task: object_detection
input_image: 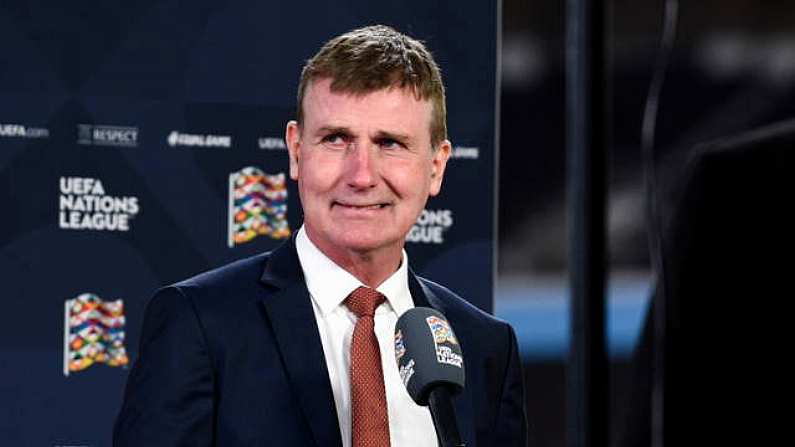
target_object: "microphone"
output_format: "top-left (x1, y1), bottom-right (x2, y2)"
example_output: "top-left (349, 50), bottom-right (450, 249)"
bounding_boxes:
top-left (394, 307), bottom-right (466, 447)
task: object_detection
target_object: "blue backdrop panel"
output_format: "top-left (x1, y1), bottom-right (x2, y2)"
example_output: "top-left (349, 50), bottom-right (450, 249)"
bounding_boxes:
top-left (0, 1), bottom-right (497, 444)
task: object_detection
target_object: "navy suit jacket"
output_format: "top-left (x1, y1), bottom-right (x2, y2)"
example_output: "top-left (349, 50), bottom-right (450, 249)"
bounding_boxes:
top-left (114, 238), bottom-right (527, 446)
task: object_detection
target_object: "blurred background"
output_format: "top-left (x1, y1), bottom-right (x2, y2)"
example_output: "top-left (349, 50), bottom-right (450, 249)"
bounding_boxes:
top-left (496, 0), bottom-right (794, 445)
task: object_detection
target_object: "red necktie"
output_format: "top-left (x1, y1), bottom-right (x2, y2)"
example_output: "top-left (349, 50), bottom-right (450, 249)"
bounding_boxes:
top-left (345, 286), bottom-right (391, 447)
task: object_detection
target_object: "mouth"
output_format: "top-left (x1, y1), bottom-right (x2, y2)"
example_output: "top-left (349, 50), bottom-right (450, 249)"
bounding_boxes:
top-left (333, 201), bottom-right (391, 211)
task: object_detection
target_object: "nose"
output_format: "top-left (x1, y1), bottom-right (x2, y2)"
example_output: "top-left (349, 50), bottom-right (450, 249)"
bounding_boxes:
top-left (345, 143), bottom-right (378, 189)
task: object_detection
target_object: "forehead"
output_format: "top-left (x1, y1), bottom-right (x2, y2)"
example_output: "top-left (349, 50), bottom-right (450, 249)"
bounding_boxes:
top-left (302, 79), bottom-right (433, 136)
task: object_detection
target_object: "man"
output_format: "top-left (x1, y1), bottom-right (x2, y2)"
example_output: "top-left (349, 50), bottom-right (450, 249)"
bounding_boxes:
top-left (114, 25), bottom-right (527, 446)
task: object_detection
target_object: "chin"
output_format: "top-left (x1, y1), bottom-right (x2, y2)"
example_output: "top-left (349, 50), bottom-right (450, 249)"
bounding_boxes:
top-left (331, 231), bottom-right (400, 254)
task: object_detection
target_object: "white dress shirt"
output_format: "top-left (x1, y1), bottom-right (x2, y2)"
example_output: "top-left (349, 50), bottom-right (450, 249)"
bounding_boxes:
top-left (295, 226), bottom-right (438, 447)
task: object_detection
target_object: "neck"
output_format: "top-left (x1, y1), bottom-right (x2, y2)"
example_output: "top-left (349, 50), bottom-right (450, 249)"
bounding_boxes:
top-left (305, 231), bottom-right (403, 288)
top-left (336, 250), bottom-right (402, 288)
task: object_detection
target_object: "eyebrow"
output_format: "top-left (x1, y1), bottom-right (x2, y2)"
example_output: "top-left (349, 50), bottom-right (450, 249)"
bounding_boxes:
top-left (314, 126), bottom-right (414, 145)
top-left (314, 125), bottom-right (351, 137)
top-left (373, 130), bottom-right (413, 145)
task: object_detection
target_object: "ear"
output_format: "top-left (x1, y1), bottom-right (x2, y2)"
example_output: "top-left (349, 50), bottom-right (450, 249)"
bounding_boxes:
top-left (285, 120), bottom-right (301, 180)
top-left (429, 139), bottom-right (452, 197)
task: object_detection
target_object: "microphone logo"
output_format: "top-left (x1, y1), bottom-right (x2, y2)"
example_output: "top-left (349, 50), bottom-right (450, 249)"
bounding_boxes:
top-left (427, 316), bottom-right (458, 345)
top-left (426, 316), bottom-right (463, 368)
top-left (394, 329), bottom-right (407, 361)
top-left (395, 329), bottom-right (415, 386)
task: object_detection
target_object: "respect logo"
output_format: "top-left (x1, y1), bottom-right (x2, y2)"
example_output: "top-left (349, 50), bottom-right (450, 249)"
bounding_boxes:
top-left (78, 124), bottom-right (138, 147)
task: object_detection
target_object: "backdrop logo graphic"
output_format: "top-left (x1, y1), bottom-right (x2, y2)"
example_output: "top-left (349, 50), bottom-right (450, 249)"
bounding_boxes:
top-left (258, 136), bottom-right (287, 150)
top-left (0, 123), bottom-right (49, 139)
top-left (59, 177), bottom-right (140, 231)
top-left (426, 316), bottom-right (462, 368)
top-left (77, 124), bottom-right (138, 147)
top-left (228, 166), bottom-right (291, 247)
top-left (168, 131), bottom-right (231, 148)
top-left (451, 145), bottom-right (479, 160)
top-left (406, 209), bottom-right (454, 244)
top-left (63, 293), bottom-right (128, 376)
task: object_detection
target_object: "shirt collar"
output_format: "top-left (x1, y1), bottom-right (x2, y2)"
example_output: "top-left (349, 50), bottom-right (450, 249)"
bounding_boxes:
top-left (295, 226), bottom-right (413, 317)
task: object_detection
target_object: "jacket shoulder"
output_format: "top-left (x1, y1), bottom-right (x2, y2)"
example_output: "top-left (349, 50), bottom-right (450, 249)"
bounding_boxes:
top-left (153, 251), bottom-right (275, 313)
top-left (176, 252), bottom-right (271, 289)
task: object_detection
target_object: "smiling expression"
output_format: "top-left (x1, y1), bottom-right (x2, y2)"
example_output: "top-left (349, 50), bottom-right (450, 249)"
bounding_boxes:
top-left (286, 78), bottom-right (451, 264)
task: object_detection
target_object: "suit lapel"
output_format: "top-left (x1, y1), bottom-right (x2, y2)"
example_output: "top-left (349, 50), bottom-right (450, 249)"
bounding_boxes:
top-left (258, 245), bottom-right (474, 447)
top-left (259, 239), bottom-right (342, 447)
top-left (408, 270), bottom-right (477, 446)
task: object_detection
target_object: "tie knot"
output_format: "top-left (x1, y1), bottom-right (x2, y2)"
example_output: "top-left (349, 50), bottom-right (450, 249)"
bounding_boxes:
top-left (345, 286), bottom-right (385, 317)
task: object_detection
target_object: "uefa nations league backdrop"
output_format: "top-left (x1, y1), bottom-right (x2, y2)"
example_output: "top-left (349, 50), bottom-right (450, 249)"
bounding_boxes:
top-left (0, 1), bottom-right (498, 444)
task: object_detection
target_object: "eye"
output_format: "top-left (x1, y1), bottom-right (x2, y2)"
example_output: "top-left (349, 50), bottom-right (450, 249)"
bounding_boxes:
top-left (321, 132), bottom-right (349, 149)
top-left (378, 138), bottom-right (405, 151)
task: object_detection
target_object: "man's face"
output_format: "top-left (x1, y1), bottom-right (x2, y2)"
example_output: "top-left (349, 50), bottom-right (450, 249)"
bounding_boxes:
top-left (286, 78), bottom-right (450, 261)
